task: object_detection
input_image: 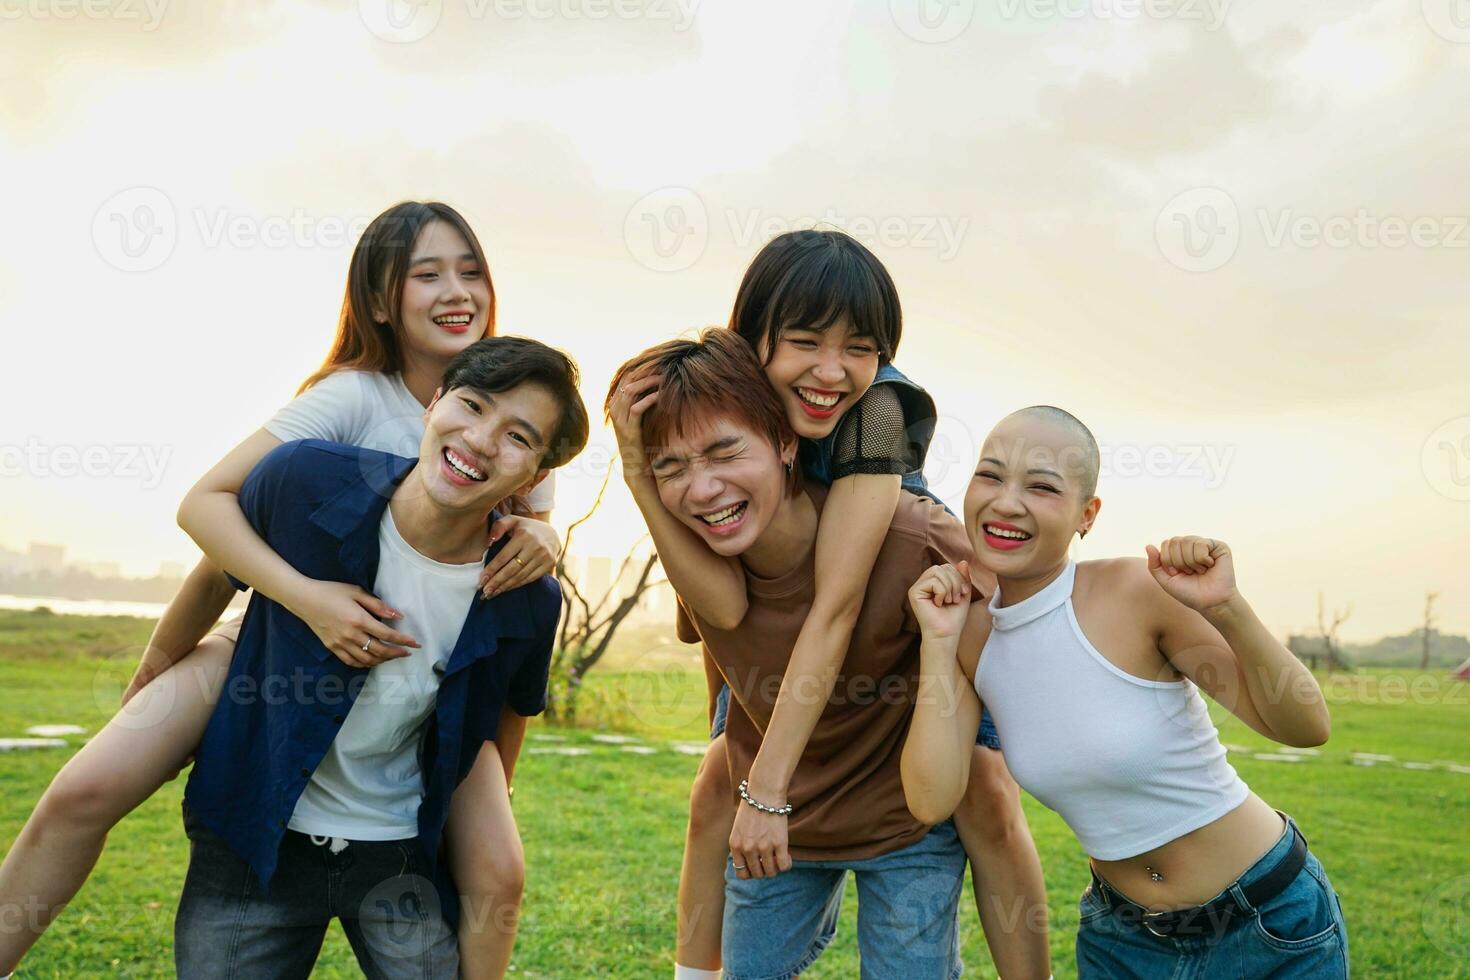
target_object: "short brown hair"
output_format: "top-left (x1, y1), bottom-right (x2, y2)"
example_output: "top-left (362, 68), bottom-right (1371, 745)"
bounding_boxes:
top-left (606, 328), bottom-right (799, 492)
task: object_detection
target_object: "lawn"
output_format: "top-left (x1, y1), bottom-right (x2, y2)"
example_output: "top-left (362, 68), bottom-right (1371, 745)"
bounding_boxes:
top-left (1, 609), bottom-right (1467, 977)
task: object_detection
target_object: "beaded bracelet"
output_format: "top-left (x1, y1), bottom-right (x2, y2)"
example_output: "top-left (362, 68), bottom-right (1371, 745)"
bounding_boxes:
top-left (738, 779), bottom-right (794, 816)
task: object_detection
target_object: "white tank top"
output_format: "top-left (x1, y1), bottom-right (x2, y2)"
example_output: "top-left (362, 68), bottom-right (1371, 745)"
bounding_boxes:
top-left (974, 560), bottom-right (1249, 860)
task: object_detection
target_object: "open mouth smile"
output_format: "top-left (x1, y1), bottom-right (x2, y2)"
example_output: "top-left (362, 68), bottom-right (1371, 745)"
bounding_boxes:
top-left (981, 521), bottom-right (1033, 551)
top-left (433, 312), bottom-right (474, 334)
top-left (442, 447), bottom-right (487, 484)
top-left (697, 501), bottom-right (749, 535)
top-left (793, 387), bottom-right (844, 419)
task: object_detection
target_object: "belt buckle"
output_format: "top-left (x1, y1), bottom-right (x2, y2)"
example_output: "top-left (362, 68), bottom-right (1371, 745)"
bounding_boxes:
top-left (1142, 910), bottom-right (1172, 939)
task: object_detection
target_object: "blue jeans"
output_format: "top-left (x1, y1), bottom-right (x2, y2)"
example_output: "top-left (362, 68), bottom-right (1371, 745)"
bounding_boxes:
top-left (721, 820), bottom-right (965, 980)
top-left (1076, 814), bottom-right (1348, 978)
top-left (710, 683), bottom-right (1001, 750)
top-left (174, 806), bottom-right (458, 979)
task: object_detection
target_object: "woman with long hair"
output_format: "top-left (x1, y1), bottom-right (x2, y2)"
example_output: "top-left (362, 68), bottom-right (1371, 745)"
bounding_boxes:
top-left (0, 201), bottom-right (559, 979)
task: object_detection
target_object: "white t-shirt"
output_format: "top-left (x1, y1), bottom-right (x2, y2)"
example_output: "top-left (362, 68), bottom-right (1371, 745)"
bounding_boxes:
top-left (288, 506), bottom-right (484, 840)
top-left (264, 369), bottom-right (557, 513)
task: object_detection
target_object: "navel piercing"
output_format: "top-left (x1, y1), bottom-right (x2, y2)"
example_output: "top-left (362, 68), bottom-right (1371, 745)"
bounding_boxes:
top-left (1146, 865), bottom-right (1164, 882)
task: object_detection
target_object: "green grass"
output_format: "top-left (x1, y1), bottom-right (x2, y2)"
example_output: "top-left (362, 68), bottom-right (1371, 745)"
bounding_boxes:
top-left (1, 609), bottom-right (1468, 977)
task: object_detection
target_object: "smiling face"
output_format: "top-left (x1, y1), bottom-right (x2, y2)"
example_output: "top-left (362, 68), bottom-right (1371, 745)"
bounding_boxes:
top-left (963, 412), bottom-right (1102, 579)
top-left (757, 316), bottom-right (880, 441)
top-left (650, 415), bottom-right (795, 558)
top-left (385, 220), bottom-right (493, 365)
top-left (417, 380), bottom-right (560, 515)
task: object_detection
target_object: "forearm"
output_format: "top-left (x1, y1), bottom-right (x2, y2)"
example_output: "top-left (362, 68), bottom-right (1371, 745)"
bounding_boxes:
top-left (494, 712), bottom-right (529, 785)
top-left (901, 637), bottom-right (981, 824)
top-left (1205, 595), bottom-right (1330, 746)
top-left (626, 475), bottom-right (747, 628)
top-left (131, 557), bottom-right (238, 684)
top-left (745, 598), bottom-right (860, 797)
top-left (178, 489), bottom-right (314, 617)
top-left (747, 473), bottom-right (900, 794)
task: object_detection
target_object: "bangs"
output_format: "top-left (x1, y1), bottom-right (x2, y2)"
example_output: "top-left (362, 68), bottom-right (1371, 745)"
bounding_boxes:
top-left (641, 396), bottom-right (730, 457)
top-left (639, 348), bottom-right (766, 452)
top-left (731, 230), bottom-right (902, 363)
top-left (767, 244), bottom-right (895, 356)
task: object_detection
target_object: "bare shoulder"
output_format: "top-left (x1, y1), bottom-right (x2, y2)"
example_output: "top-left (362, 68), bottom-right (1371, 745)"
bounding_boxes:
top-left (1076, 556), bottom-right (1155, 597)
top-left (1076, 557), bottom-right (1173, 627)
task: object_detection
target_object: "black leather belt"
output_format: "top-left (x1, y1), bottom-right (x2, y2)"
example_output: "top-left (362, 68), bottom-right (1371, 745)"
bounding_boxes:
top-left (1090, 822), bottom-right (1308, 941)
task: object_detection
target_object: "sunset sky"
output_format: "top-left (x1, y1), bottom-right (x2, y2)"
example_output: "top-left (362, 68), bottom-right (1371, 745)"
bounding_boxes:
top-left (1, 0), bottom-right (1467, 642)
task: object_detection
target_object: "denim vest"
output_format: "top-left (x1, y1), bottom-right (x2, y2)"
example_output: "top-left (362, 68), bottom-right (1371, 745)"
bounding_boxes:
top-left (798, 362), bottom-right (942, 506)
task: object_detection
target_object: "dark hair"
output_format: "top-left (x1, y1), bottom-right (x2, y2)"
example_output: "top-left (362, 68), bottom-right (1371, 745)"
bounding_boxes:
top-left (443, 336), bottom-right (588, 470)
top-left (606, 328), bottom-right (801, 495)
top-left (299, 201), bottom-right (496, 394)
top-left (728, 230), bottom-right (902, 364)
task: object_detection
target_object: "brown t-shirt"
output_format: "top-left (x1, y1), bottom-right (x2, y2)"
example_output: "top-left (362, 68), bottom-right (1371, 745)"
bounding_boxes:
top-left (676, 486), bottom-right (973, 861)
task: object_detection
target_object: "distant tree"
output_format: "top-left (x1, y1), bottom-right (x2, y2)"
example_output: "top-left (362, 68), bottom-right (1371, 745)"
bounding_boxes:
top-left (1314, 593), bottom-right (1351, 672)
top-left (545, 463), bottom-right (665, 723)
top-left (1420, 591), bottom-right (1439, 671)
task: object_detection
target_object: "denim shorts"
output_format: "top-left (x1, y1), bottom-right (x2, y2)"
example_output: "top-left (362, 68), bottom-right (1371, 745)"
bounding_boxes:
top-left (1076, 814), bottom-right (1348, 979)
top-left (720, 820), bottom-right (965, 980)
top-left (710, 683), bottom-right (1002, 751)
top-left (175, 806), bottom-right (458, 979)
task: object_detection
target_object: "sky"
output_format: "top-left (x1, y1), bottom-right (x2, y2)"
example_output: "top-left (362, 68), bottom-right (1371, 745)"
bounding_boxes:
top-left (1, 0), bottom-right (1467, 642)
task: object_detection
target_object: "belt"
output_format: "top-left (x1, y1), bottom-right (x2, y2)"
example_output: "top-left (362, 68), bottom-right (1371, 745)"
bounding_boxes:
top-left (1090, 822), bottom-right (1308, 941)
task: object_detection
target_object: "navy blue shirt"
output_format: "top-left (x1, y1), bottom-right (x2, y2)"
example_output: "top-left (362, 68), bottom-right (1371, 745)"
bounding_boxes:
top-left (183, 439), bottom-right (559, 901)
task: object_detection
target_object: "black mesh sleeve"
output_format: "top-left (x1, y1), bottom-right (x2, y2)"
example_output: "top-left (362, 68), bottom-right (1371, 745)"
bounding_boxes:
top-left (828, 384), bottom-right (919, 482)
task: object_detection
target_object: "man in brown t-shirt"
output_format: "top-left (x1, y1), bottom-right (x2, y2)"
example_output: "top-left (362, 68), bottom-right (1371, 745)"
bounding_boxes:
top-left (613, 329), bottom-right (969, 979)
top-left (676, 484), bottom-right (972, 862)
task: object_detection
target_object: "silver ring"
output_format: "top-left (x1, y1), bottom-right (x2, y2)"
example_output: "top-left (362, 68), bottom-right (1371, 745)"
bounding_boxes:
top-left (362, 638), bottom-right (372, 653)
top-left (732, 863), bottom-right (746, 870)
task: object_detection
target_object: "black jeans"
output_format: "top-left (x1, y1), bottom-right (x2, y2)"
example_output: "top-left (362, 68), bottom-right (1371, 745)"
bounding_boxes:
top-left (174, 807), bottom-right (458, 979)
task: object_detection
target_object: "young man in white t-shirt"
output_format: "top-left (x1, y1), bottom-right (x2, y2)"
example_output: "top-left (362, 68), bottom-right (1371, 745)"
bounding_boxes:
top-left (172, 337), bottom-right (588, 979)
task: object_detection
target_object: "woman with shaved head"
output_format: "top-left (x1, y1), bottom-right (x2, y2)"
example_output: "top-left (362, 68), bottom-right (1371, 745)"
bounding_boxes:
top-left (902, 406), bottom-right (1349, 977)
